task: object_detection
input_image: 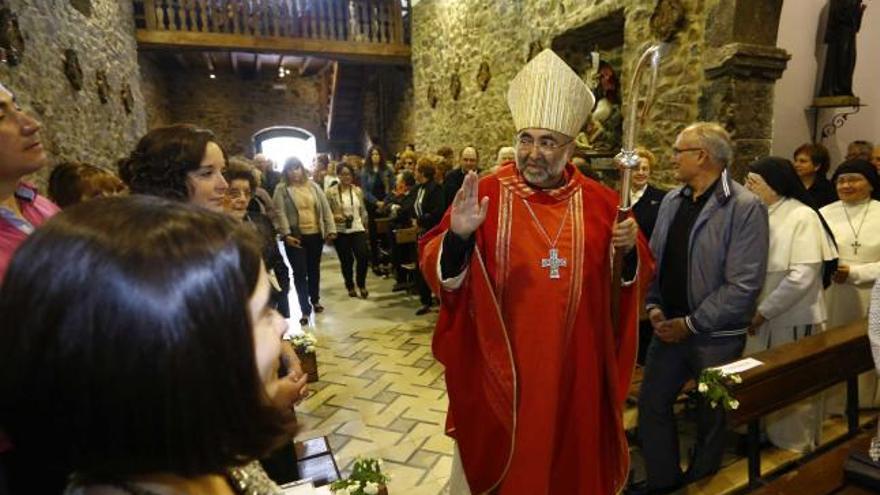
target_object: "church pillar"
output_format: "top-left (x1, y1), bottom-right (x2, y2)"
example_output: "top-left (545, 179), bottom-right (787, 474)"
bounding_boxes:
top-left (698, 0), bottom-right (790, 181)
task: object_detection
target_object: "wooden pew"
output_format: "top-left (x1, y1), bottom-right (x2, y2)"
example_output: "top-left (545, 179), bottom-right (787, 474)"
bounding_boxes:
top-left (725, 318), bottom-right (873, 488)
top-left (751, 430), bottom-right (875, 495)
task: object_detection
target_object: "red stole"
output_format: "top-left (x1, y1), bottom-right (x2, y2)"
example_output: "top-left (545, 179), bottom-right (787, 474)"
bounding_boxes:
top-left (419, 164), bottom-right (653, 494)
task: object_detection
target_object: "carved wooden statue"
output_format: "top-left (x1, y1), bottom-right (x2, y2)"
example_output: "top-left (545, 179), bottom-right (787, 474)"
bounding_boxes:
top-left (819, 0), bottom-right (866, 97)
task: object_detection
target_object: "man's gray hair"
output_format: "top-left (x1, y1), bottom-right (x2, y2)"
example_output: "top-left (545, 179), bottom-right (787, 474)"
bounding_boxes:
top-left (683, 122), bottom-right (733, 168)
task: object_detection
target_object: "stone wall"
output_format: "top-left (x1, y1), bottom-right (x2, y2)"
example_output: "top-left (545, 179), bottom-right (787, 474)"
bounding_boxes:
top-left (0, 0), bottom-right (148, 185)
top-left (161, 68), bottom-right (329, 157)
top-left (411, 0), bottom-right (712, 184)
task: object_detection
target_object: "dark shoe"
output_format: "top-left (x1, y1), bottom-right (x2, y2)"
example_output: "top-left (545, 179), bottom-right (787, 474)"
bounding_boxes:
top-left (392, 282), bottom-right (410, 292)
top-left (359, 288), bottom-right (369, 299)
top-left (313, 304), bottom-right (324, 313)
top-left (298, 317), bottom-right (309, 326)
top-left (415, 305), bottom-right (431, 316)
top-left (348, 289), bottom-right (358, 297)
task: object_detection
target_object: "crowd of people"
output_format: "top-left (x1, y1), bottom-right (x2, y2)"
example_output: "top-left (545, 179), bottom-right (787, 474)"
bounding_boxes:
top-left (1, 59), bottom-right (880, 495)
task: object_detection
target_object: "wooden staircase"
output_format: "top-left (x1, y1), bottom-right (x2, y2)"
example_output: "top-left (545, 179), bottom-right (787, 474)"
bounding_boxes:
top-left (327, 62), bottom-right (366, 153)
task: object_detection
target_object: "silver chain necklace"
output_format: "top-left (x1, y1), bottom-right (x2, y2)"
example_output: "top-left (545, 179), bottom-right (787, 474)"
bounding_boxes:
top-left (843, 200), bottom-right (871, 255)
top-left (520, 197), bottom-right (572, 279)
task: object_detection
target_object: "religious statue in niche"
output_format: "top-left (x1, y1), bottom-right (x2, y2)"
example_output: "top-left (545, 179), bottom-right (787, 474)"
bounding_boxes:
top-left (0, 6), bottom-right (25, 66)
top-left (476, 61), bottom-right (491, 92)
top-left (818, 0), bottom-right (866, 98)
top-left (120, 83), bottom-right (134, 114)
top-left (95, 70), bottom-right (110, 104)
top-left (650, 0), bottom-right (685, 42)
top-left (427, 83), bottom-right (438, 109)
top-left (63, 49), bottom-right (83, 91)
top-left (449, 72), bottom-right (461, 101)
top-left (575, 58), bottom-right (622, 153)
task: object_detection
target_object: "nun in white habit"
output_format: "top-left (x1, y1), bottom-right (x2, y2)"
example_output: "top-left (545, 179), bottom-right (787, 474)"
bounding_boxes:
top-left (744, 156), bottom-right (838, 453)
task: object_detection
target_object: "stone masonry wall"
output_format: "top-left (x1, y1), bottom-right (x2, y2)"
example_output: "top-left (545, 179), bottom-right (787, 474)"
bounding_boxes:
top-left (411, 0), bottom-right (709, 184)
top-left (0, 0), bottom-right (149, 186)
top-left (163, 69), bottom-right (329, 157)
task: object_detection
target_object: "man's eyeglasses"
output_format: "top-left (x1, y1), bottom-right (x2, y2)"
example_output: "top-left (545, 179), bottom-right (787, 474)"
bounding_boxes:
top-left (672, 147), bottom-right (703, 156)
top-left (516, 135), bottom-right (572, 154)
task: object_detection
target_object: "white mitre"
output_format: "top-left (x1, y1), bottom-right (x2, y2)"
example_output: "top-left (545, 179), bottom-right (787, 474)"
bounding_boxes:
top-left (507, 49), bottom-right (596, 138)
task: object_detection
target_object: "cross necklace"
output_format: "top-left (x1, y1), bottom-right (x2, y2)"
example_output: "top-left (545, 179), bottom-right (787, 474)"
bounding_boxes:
top-left (520, 198), bottom-right (571, 279)
top-left (843, 201), bottom-right (871, 255)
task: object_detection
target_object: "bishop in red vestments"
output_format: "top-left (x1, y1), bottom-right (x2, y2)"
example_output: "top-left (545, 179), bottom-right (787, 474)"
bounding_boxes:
top-left (418, 49), bottom-right (653, 494)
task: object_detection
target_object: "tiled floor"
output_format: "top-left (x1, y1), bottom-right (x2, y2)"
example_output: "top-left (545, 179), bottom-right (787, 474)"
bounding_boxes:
top-left (283, 248), bottom-right (870, 495)
top-left (287, 248), bottom-right (452, 494)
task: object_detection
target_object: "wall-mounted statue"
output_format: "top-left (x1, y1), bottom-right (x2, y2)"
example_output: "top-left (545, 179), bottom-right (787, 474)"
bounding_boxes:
top-left (819, 0), bottom-right (866, 97)
top-left (63, 49), bottom-right (83, 91)
top-left (450, 73), bottom-right (461, 101)
top-left (95, 70), bottom-right (110, 104)
top-left (427, 83), bottom-right (438, 108)
top-left (476, 61), bottom-right (491, 92)
top-left (0, 6), bottom-right (25, 66)
top-left (120, 83), bottom-right (134, 113)
top-left (576, 60), bottom-right (622, 153)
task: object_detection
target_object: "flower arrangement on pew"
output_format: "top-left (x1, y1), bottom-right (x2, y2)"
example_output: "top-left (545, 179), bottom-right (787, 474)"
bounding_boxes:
top-left (329, 457), bottom-right (390, 495)
top-left (288, 332), bottom-right (319, 383)
top-left (697, 368), bottom-right (742, 410)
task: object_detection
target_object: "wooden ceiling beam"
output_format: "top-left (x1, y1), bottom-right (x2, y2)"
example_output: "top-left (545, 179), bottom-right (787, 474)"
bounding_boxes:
top-left (137, 30), bottom-right (411, 66)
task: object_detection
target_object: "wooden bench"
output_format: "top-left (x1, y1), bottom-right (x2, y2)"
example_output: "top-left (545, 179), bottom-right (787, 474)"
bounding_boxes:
top-left (752, 430), bottom-right (875, 495)
top-left (391, 226), bottom-right (419, 289)
top-left (725, 318), bottom-right (873, 488)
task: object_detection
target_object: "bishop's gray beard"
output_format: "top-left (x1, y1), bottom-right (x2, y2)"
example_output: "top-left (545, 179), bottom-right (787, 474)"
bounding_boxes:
top-left (517, 156), bottom-right (567, 189)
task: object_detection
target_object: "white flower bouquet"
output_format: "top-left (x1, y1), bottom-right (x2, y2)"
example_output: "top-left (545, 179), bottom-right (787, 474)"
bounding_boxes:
top-left (289, 332), bottom-right (318, 355)
top-left (330, 457), bottom-right (390, 495)
top-left (697, 368), bottom-right (742, 411)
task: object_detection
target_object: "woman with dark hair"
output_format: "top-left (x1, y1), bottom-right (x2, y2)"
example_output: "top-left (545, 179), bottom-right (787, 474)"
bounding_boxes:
top-left (48, 162), bottom-right (126, 208)
top-left (361, 145), bottom-right (394, 275)
top-left (326, 163), bottom-right (370, 299)
top-left (120, 123), bottom-right (228, 212)
top-left (225, 164), bottom-right (291, 319)
top-left (743, 157), bottom-right (838, 453)
top-left (793, 142), bottom-right (837, 208)
top-left (413, 158), bottom-right (445, 315)
top-left (821, 159), bottom-right (880, 410)
top-left (273, 157), bottom-right (336, 326)
top-left (0, 196), bottom-right (306, 495)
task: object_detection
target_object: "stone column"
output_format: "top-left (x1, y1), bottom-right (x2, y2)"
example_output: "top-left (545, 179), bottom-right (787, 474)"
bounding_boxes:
top-left (698, 0), bottom-right (790, 181)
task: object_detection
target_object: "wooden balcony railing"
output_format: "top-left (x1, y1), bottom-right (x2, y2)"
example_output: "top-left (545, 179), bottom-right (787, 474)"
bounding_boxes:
top-left (134, 0), bottom-right (410, 64)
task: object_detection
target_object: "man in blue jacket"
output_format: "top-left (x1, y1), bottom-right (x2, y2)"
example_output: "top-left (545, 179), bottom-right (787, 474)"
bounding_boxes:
top-left (638, 122), bottom-right (769, 493)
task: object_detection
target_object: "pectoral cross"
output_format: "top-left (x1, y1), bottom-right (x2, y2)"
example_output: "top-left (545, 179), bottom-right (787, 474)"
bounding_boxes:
top-left (541, 248), bottom-right (567, 279)
top-left (853, 239), bottom-right (862, 255)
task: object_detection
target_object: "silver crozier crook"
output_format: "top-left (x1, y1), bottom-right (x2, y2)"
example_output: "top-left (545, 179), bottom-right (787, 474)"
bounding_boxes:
top-left (610, 42), bottom-right (667, 332)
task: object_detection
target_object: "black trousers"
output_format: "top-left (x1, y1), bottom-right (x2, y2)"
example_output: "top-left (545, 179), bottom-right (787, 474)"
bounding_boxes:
top-left (638, 334), bottom-right (745, 489)
top-left (335, 231), bottom-right (369, 290)
top-left (284, 233), bottom-right (324, 316)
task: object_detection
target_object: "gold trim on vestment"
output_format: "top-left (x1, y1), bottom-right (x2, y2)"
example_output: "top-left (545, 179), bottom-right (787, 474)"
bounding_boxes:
top-left (473, 248), bottom-right (518, 495)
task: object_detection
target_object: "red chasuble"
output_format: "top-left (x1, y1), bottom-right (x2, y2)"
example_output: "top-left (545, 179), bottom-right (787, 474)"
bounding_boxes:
top-left (419, 163), bottom-right (653, 494)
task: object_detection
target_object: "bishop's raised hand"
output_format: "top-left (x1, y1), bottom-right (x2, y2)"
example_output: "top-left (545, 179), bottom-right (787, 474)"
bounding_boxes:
top-left (450, 171), bottom-right (489, 239)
